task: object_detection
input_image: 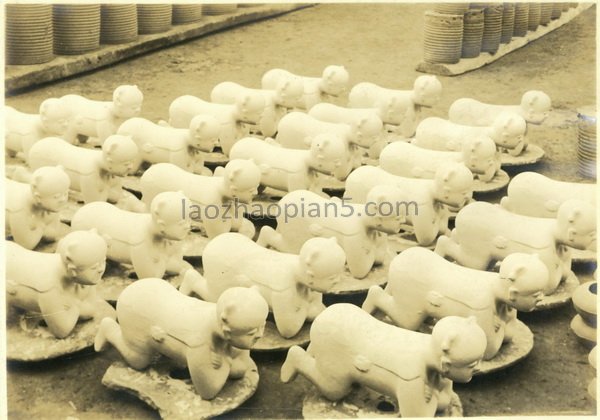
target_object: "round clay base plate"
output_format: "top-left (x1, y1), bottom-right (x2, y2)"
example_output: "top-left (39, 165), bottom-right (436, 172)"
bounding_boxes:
top-left (533, 271), bottom-right (579, 310)
top-left (571, 247), bottom-right (597, 263)
top-left (500, 144), bottom-right (545, 167)
top-left (318, 173), bottom-right (346, 193)
top-left (121, 175), bottom-right (142, 193)
top-left (570, 314), bottom-right (597, 348)
top-left (472, 169), bottom-right (510, 193)
top-left (252, 320), bottom-right (311, 352)
top-left (387, 233), bottom-right (436, 253)
top-left (181, 231), bottom-right (210, 258)
top-left (476, 319), bottom-right (534, 375)
top-left (302, 387), bottom-right (463, 418)
top-left (101, 359), bottom-right (259, 419)
top-left (203, 150), bottom-right (229, 166)
top-left (324, 252), bottom-right (393, 295)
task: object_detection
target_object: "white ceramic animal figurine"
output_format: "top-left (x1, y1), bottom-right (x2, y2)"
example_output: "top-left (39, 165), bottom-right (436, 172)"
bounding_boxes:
top-left (435, 200), bottom-right (597, 294)
top-left (210, 78), bottom-right (304, 136)
top-left (71, 191), bottom-right (194, 279)
top-left (229, 136), bottom-right (350, 196)
top-left (28, 135), bottom-right (138, 204)
top-left (179, 233), bottom-right (346, 338)
top-left (61, 85), bottom-right (143, 144)
top-left (261, 65), bottom-right (350, 110)
top-left (344, 164), bottom-right (473, 246)
top-left (256, 186), bottom-right (403, 278)
top-left (348, 75), bottom-right (442, 137)
top-left (363, 248), bottom-right (548, 360)
top-left (6, 166), bottom-right (70, 250)
top-left (379, 139), bottom-right (500, 182)
top-left (140, 160), bottom-right (261, 238)
top-left (413, 114), bottom-right (528, 157)
top-left (501, 172), bottom-right (597, 218)
top-left (448, 91), bottom-right (551, 126)
top-left (281, 305), bottom-right (487, 418)
top-left (168, 94), bottom-right (265, 155)
top-left (6, 230), bottom-right (114, 338)
top-left (5, 98), bottom-right (71, 159)
top-left (117, 115), bottom-right (220, 173)
top-left (95, 279), bottom-right (268, 399)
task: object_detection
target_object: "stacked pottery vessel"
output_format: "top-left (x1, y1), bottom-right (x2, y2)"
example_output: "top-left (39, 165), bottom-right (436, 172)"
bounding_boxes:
top-left (539, 3), bottom-right (553, 25)
top-left (423, 11), bottom-right (464, 64)
top-left (527, 2), bottom-right (541, 31)
top-left (172, 4), bottom-right (204, 24)
top-left (53, 4), bottom-right (101, 55)
top-left (6, 4), bottom-right (54, 65)
top-left (137, 4), bottom-right (172, 34)
top-left (571, 281), bottom-right (597, 347)
top-left (500, 2), bottom-right (515, 44)
top-left (513, 2), bottom-right (529, 36)
top-left (551, 3), bottom-right (563, 19)
top-left (479, 3), bottom-right (503, 53)
top-left (202, 4), bottom-right (238, 15)
top-left (433, 3), bottom-right (470, 15)
top-left (577, 106), bottom-right (597, 178)
top-left (100, 4), bottom-right (138, 44)
top-left (461, 8), bottom-right (485, 58)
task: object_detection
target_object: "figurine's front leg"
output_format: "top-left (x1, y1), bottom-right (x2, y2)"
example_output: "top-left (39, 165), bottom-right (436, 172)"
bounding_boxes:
top-left (42, 214), bottom-right (70, 241)
top-left (107, 177), bottom-right (126, 204)
top-left (229, 347), bottom-right (253, 379)
top-left (374, 232), bottom-right (388, 264)
top-left (272, 291), bottom-right (308, 338)
top-left (395, 379), bottom-right (438, 418)
top-left (80, 175), bottom-right (109, 204)
top-left (165, 243), bottom-right (193, 275)
top-left (435, 377), bottom-right (454, 414)
top-left (186, 344), bottom-right (231, 400)
top-left (344, 241), bottom-right (375, 279)
top-left (230, 215), bottom-right (256, 238)
top-left (7, 213), bottom-right (43, 250)
top-left (130, 244), bottom-right (165, 279)
top-left (38, 292), bottom-right (80, 339)
top-left (506, 140), bottom-right (525, 157)
top-left (411, 209), bottom-right (440, 246)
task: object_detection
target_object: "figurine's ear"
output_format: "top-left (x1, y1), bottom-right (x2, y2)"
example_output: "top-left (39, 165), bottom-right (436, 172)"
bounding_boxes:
top-left (440, 355), bottom-right (452, 373)
top-left (441, 333), bottom-right (456, 353)
top-left (567, 227), bottom-right (577, 242)
top-left (443, 169), bottom-right (455, 183)
top-left (503, 115), bottom-right (513, 129)
top-left (106, 141), bottom-right (119, 155)
top-left (303, 136), bottom-right (313, 147)
top-left (471, 139), bottom-right (481, 152)
top-left (508, 286), bottom-right (519, 301)
top-left (508, 266), bottom-right (525, 281)
top-left (328, 237), bottom-right (338, 246)
top-left (228, 168), bottom-right (241, 182)
top-left (567, 209), bottom-right (580, 224)
top-left (467, 316), bottom-right (478, 325)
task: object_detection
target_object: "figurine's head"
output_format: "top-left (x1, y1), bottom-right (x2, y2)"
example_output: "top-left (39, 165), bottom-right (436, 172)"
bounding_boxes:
top-left (189, 115), bottom-right (220, 152)
top-left (58, 229), bottom-right (107, 285)
top-left (431, 316), bottom-right (487, 383)
top-left (555, 199), bottom-right (597, 250)
top-left (412, 75), bottom-right (442, 107)
top-left (39, 98), bottom-right (70, 135)
top-left (31, 166), bottom-right (70, 212)
top-left (222, 159), bottom-right (262, 204)
top-left (320, 65), bottom-right (350, 97)
top-left (112, 85), bottom-right (143, 119)
top-left (364, 185), bottom-right (407, 234)
top-left (274, 76), bottom-right (304, 108)
top-left (234, 92), bottom-right (265, 123)
top-left (308, 134), bottom-right (352, 180)
top-left (461, 136), bottom-right (499, 177)
top-left (490, 112), bottom-right (527, 149)
top-left (352, 113), bottom-right (384, 148)
top-left (216, 286), bottom-right (269, 349)
top-left (101, 134), bottom-right (139, 176)
top-left (520, 90), bottom-right (551, 124)
top-left (498, 253), bottom-right (547, 311)
top-left (298, 237), bottom-right (346, 292)
top-left (433, 163), bottom-right (474, 210)
top-left (150, 191), bottom-right (191, 241)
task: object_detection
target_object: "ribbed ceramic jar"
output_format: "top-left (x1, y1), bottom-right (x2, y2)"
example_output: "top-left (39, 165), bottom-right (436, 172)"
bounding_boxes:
top-left (527, 2), bottom-right (541, 31)
top-left (434, 3), bottom-right (470, 14)
top-left (481, 3), bottom-right (503, 53)
top-left (172, 4), bottom-right (204, 24)
top-left (423, 11), bottom-right (464, 64)
top-left (461, 8), bottom-right (484, 58)
top-left (137, 4), bottom-right (172, 34)
top-left (551, 3), bottom-right (563, 19)
top-left (53, 4), bottom-right (101, 55)
top-left (513, 2), bottom-right (529, 36)
top-left (577, 106), bottom-right (596, 179)
top-left (202, 4), bottom-right (238, 15)
top-left (569, 3), bottom-right (578, 8)
top-left (100, 4), bottom-right (138, 44)
top-left (539, 3), bottom-right (553, 25)
top-left (500, 2), bottom-right (515, 43)
top-left (6, 4), bottom-right (54, 65)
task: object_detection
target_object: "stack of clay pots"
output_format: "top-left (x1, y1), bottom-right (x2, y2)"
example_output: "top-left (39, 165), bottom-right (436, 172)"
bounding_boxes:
top-left (479, 3), bottom-right (503, 54)
top-left (561, 2), bottom-right (571, 11)
top-left (589, 347), bottom-right (597, 400)
top-left (513, 2), bottom-right (529, 37)
top-left (137, 4), bottom-right (172, 35)
top-left (577, 105), bottom-right (597, 178)
top-left (461, 8), bottom-right (484, 58)
top-left (539, 3), bottom-right (553, 25)
top-left (500, 2), bottom-right (515, 44)
top-left (6, 4), bottom-right (54, 65)
top-left (100, 4), bottom-right (138, 44)
top-left (53, 4), bottom-right (101, 55)
top-left (528, 2), bottom-right (541, 31)
top-left (202, 4), bottom-right (238, 15)
top-left (551, 3), bottom-right (563, 19)
top-left (172, 4), bottom-right (204, 24)
top-left (423, 11), bottom-right (464, 64)
top-left (433, 3), bottom-right (470, 15)
top-left (571, 280), bottom-right (597, 347)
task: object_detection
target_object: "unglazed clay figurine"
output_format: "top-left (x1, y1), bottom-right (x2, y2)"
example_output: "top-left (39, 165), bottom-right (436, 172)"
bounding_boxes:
top-left (179, 233), bottom-right (346, 338)
top-left (28, 135), bottom-right (138, 204)
top-left (229, 136), bottom-right (350, 195)
top-left (117, 115), bottom-right (219, 173)
top-left (95, 278), bottom-right (268, 399)
top-left (281, 305), bottom-right (486, 418)
top-left (6, 166), bottom-right (70, 250)
top-left (210, 79), bottom-right (304, 137)
top-left (5, 99), bottom-right (71, 159)
top-left (379, 139), bottom-right (500, 182)
top-left (261, 66), bottom-right (350, 110)
top-left (348, 75), bottom-right (442, 137)
top-left (448, 91), bottom-right (551, 126)
top-left (6, 230), bottom-right (114, 338)
top-left (256, 187), bottom-right (404, 278)
top-left (71, 191), bottom-right (193, 279)
top-left (344, 165), bottom-right (473, 246)
top-left (168, 94), bottom-right (265, 155)
top-left (435, 200), bottom-right (597, 294)
top-left (413, 114), bottom-right (528, 157)
top-left (140, 161), bottom-right (261, 238)
top-left (61, 85), bottom-right (143, 143)
top-left (363, 248), bottom-right (547, 360)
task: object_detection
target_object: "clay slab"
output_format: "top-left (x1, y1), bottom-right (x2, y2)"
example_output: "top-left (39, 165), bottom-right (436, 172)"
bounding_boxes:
top-left (252, 320), bottom-right (311, 352)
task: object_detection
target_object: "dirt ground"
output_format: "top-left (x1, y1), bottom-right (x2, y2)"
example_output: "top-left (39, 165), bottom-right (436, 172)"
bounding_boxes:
top-left (5, 3), bottom-right (598, 419)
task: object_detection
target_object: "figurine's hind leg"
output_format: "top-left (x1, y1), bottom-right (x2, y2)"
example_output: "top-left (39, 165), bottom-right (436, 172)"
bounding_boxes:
top-left (256, 226), bottom-right (286, 250)
top-left (94, 318), bottom-right (153, 370)
top-left (178, 270), bottom-right (210, 300)
top-left (435, 235), bottom-right (491, 270)
top-left (363, 286), bottom-right (427, 329)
